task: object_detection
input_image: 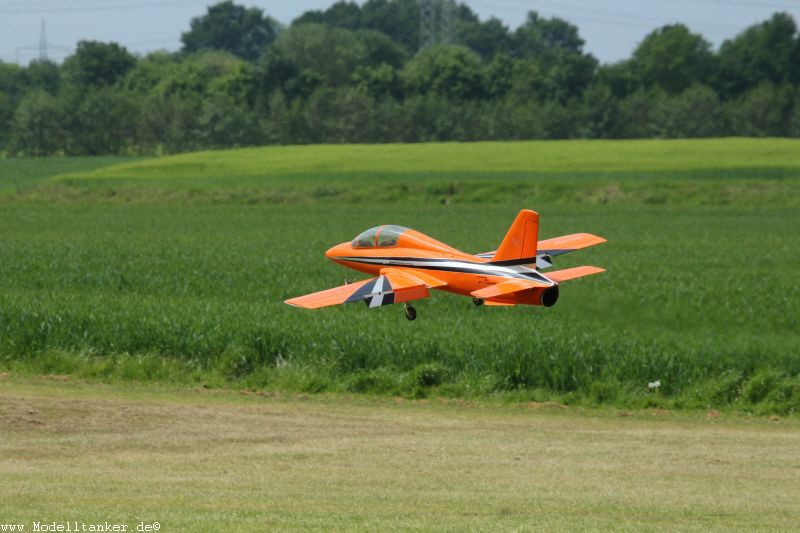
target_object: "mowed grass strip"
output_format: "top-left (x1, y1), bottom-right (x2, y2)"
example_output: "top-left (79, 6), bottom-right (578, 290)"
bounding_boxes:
top-left (1, 380), bottom-right (799, 532)
top-left (53, 139), bottom-right (800, 181)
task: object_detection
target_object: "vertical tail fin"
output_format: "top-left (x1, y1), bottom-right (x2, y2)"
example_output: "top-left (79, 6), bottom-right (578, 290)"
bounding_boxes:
top-left (493, 210), bottom-right (539, 262)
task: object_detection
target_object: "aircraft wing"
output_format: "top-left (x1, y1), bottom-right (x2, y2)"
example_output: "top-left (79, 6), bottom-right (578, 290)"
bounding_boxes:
top-left (381, 267), bottom-right (447, 289)
top-left (537, 233), bottom-right (606, 257)
top-left (285, 268), bottom-right (444, 309)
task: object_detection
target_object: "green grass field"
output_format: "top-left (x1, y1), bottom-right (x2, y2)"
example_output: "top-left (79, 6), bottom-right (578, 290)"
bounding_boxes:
top-left (12, 138), bottom-right (800, 206)
top-left (1, 139), bottom-right (799, 413)
top-left (0, 156), bottom-right (140, 192)
top-left (53, 138), bottom-right (800, 177)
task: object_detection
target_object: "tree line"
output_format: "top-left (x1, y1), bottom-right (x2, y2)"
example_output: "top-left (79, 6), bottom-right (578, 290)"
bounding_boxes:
top-left (2, 0), bottom-right (800, 156)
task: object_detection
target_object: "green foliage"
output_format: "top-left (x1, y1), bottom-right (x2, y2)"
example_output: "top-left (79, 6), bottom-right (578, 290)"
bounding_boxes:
top-left (512, 11), bottom-right (597, 101)
top-left (268, 23), bottom-right (369, 88)
top-left (742, 369), bottom-right (783, 404)
top-left (9, 90), bottom-right (64, 156)
top-left (65, 87), bottom-right (138, 155)
top-left (295, 1), bottom-right (362, 30)
top-left (358, 29), bottom-right (409, 68)
top-left (687, 372), bottom-right (746, 407)
top-left (588, 380), bottom-right (620, 405)
top-left (580, 83), bottom-right (619, 138)
top-left (1, 7), bottom-right (800, 154)
top-left (724, 83), bottom-right (797, 137)
top-left (346, 369), bottom-right (398, 394)
top-left (25, 60), bottom-right (60, 94)
top-left (655, 84), bottom-right (722, 138)
top-left (411, 362), bottom-right (447, 388)
top-left (457, 17), bottom-right (512, 61)
top-left (513, 11), bottom-right (586, 57)
top-left (63, 40), bottom-right (136, 87)
top-left (632, 24), bottom-right (714, 94)
top-left (716, 12), bottom-right (800, 97)
top-left (361, 0), bottom-right (419, 52)
top-left (180, 0), bottom-right (280, 62)
top-left (403, 44), bottom-right (484, 99)
top-left (0, 61), bottom-right (29, 98)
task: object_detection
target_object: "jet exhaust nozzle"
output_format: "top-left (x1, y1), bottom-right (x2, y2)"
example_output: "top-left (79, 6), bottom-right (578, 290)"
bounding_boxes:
top-left (540, 286), bottom-right (559, 307)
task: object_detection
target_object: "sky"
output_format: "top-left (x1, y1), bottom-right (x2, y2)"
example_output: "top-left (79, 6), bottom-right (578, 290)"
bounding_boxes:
top-left (2, 0), bottom-right (800, 65)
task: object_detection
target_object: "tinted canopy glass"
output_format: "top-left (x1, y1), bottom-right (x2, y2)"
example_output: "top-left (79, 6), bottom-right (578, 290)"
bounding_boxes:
top-left (352, 225), bottom-right (409, 248)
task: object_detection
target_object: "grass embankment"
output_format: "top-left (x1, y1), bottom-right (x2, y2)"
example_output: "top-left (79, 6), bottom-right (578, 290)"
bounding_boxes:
top-left (15, 138), bottom-right (800, 206)
top-left (0, 139), bottom-right (799, 412)
top-left (2, 380), bottom-right (799, 532)
top-left (0, 156), bottom-right (140, 192)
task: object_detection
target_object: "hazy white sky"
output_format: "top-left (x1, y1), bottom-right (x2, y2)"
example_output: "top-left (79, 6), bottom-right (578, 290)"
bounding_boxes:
top-left (2, 0), bottom-right (800, 65)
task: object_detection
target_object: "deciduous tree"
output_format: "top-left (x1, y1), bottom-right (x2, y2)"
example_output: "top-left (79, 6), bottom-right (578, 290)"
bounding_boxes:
top-left (181, 0), bottom-right (281, 62)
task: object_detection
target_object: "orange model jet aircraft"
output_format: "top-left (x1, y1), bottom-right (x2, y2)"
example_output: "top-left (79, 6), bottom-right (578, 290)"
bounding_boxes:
top-left (286, 209), bottom-right (605, 320)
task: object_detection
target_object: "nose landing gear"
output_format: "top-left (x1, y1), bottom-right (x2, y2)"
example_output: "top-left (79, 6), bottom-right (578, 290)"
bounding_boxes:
top-left (404, 303), bottom-right (417, 321)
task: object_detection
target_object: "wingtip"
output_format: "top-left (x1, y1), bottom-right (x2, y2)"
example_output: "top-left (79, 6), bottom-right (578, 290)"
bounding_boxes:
top-left (583, 233), bottom-right (607, 244)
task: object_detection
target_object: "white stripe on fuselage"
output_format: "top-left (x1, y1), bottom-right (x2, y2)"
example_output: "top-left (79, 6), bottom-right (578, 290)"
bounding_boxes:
top-left (333, 256), bottom-right (554, 285)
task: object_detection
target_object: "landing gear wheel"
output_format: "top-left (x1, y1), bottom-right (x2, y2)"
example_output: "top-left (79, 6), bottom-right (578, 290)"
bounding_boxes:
top-left (472, 298), bottom-right (484, 307)
top-left (404, 304), bottom-right (417, 321)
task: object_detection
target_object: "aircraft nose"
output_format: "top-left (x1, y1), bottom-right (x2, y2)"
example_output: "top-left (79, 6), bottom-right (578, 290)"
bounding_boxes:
top-left (325, 243), bottom-right (348, 259)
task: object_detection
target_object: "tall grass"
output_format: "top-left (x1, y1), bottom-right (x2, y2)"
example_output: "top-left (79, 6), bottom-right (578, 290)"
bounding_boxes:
top-left (1, 202), bottom-right (798, 412)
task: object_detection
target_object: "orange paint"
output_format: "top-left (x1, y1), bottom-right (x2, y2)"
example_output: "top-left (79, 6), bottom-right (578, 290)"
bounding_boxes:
top-left (286, 210), bottom-right (606, 319)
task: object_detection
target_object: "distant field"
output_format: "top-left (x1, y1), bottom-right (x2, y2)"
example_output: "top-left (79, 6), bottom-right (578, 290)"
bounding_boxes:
top-left (7, 138), bottom-right (798, 206)
top-left (54, 138), bottom-right (800, 179)
top-left (0, 156), bottom-right (141, 192)
top-left (1, 139), bottom-right (799, 412)
top-left (2, 380), bottom-right (799, 532)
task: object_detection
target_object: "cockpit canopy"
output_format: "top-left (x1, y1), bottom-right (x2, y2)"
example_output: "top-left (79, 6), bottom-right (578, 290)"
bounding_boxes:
top-left (352, 225), bottom-right (409, 248)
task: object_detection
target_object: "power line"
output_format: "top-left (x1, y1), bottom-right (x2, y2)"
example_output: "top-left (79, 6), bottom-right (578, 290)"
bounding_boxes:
top-left (470, 0), bottom-right (755, 32)
top-left (419, 0), bottom-right (457, 49)
top-left (14, 18), bottom-right (71, 63)
top-left (0, 0), bottom-right (205, 14)
top-left (39, 19), bottom-right (47, 60)
top-left (664, 0), bottom-right (800, 10)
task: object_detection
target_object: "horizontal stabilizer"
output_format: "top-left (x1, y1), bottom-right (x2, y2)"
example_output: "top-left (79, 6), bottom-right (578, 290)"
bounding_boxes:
top-left (537, 233), bottom-right (606, 256)
top-left (477, 232), bottom-right (605, 263)
top-left (471, 278), bottom-right (549, 300)
top-left (546, 266), bottom-right (605, 282)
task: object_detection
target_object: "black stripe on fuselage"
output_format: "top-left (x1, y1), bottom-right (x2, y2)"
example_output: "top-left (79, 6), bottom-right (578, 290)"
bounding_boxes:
top-left (332, 256), bottom-right (553, 285)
